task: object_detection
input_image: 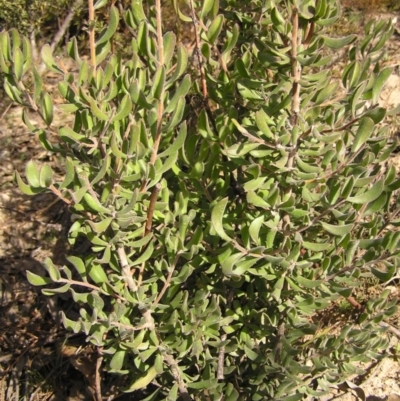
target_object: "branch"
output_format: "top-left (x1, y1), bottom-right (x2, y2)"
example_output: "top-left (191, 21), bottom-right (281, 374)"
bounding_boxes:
top-left (290, 6), bottom-right (300, 127)
top-left (147, 0), bottom-right (165, 171)
top-left (52, 0), bottom-right (84, 53)
top-left (95, 347), bottom-right (103, 401)
top-left (138, 183), bottom-right (162, 286)
top-left (117, 246), bottom-right (137, 292)
top-left (188, 0), bottom-right (208, 100)
top-left (88, 0), bottom-right (97, 76)
top-left (153, 252), bottom-right (181, 306)
top-left (162, 353), bottom-right (192, 401)
top-left (57, 278), bottom-right (127, 302)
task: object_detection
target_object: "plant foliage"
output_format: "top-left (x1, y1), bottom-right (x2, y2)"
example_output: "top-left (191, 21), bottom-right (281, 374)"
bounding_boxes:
top-left (1, 0), bottom-right (399, 399)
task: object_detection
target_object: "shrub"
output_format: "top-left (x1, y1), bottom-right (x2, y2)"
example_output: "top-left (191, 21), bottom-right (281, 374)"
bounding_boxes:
top-left (1, 0), bottom-right (399, 400)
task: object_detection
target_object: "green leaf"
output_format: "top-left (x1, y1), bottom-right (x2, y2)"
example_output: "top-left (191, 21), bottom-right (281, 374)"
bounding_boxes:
top-left (13, 47), bottom-right (23, 81)
top-left (302, 241), bottom-right (331, 251)
top-left (96, 6), bottom-right (119, 45)
top-left (39, 164), bottom-right (54, 187)
top-left (255, 109), bottom-right (274, 138)
top-left (221, 253), bottom-right (243, 276)
top-left (41, 44), bottom-right (63, 74)
top-left (88, 263), bottom-right (109, 284)
top-left (163, 32), bottom-right (176, 65)
top-left (110, 350), bottom-right (126, 371)
top-left (151, 66), bottom-right (165, 100)
top-left (96, 40), bottom-right (112, 65)
top-left (157, 122), bottom-right (187, 159)
top-left (314, 82), bottom-right (339, 105)
top-left (322, 34), bottom-right (357, 49)
top-left (246, 191), bottom-right (270, 209)
top-left (112, 95), bottom-right (132, 122)
top-left (165, 74), bottom-right (191, 114)
top-left (131, 0), bottom-right (147, 24)
top-left (26, 271), bottom-right (52, 286)
top-left (173, 0), bottom-right (192, 22)
top-left (351, 117), bottom-right (374, 153)
top-left (59, 127), bottom-right (86, 144)
top-left (165, 96), bottom-right (185, 132)
top-left (225, 143), bottom-right (260, 158)
top-left (94, 0), bottom-right (108, 10)
top-left (131, 241), bottom-right (154, 266)
top-left (169, 44), bottom-right (188, 83)
top-left (271, 276), bottom-right (284, 302)
top-left (87, 218), bottom-right (113, 234)
top-left (42, 284), bottom-right (71, 295)
top-left (363, 107), bottom-right (386, 124)
top-left (320, 222), bottom-right (353, 236)
top-left (88, 96), bottom-right (109, 120)
top-left (3, 79), bottom-right (22, 103)
top-left (207, 15), bottom-right (224, 44)
top-left (200, 0), bottom-right (215, 19)
top-left (44, 258), bottom-right (61, 281)
top-left (295, 276), bottom-right (323, 288)
top-left (371, 264), bottom-right (395, 282)
top-left (25, 160), bottom-right (40, 188)
top-left (211, 197), bottom-right (231, 242)
top-left (244, 345), bottom-right (259, 361)
top-left (347, 179), bottom-right (384, 204)
top-left (15, 171), bottom-right (42, 195)
top-left (91, 154), bottom-right (111, 185)
top-left (372, 67), bottom-right (391, 103)
top-left (124, 366), bottom-right (158, 392)
top-left (67, 256), bottom-right (87, 281)
top-left (249, 216), bottom-right (264, 245)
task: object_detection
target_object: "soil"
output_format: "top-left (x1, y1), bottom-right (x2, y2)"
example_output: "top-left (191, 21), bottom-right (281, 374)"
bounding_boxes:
top-left (0, 5), bottom-right (400, 401)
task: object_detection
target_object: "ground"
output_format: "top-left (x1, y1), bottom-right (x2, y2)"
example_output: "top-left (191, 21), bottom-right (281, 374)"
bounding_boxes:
top-left (1, 3), bottom-right (400, 401)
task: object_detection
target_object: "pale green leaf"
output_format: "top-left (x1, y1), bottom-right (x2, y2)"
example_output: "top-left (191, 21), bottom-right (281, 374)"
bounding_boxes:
top-left (211, 197), bottom-right (231, 242)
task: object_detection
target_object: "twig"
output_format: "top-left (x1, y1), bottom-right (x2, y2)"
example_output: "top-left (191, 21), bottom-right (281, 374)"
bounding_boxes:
top-left (117, 246), bottom-right (137, 292)
top-left (162, 353), bottom-right (192, 401)
top-left (57, 277), bottom-right (127, 301)
top-left (380, 321), bottom-right (400, 339)
top-left (274, 321), bottom-right (285, 363)
top-left (138, 183), bottom-right (162, 285)
top-left (147, 0), bottom-right (165, 170)
top-left (144, 183), bottom-right (162, 237)
top-left (95, 347), bottom-right (103, 401)
top-left (290, 6), bottom-right (300, 126)
top-left (217, 333), bottom-right (227, 380)
top-left (0, 103), bottom-right (12, 121)
top-left (217, 288), bottom-right (233, 381)
top-left (38, 0), bottom-right (84, 74)
top-left (49, 184), bottom-right (72, 205)
top-left (88, 0), bottom-right (97, 76)
top-left (153, 252), bottom-right (181, 306)
top-left (188, 0), bottom-right (209, 100)
top-left (346, 296), bottom-right (363, 310)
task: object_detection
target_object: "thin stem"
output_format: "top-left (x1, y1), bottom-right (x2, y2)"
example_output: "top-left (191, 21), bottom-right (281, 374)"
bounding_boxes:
top-left (138, 183), bottom-right (162, 286)
top-left (95, 347), bottom-right (103, 401)
top-left (58, 278), bottom-right (127, 301)
top-left (162, 353), bottom-right (192, 401)
top-left (154, 252), bottom-right (181, 306)
top-left (88, 0), bottom-right (96, 76)
top-left (117, 246), bottom-right (137, 292)
top-left (188, 0), bottom-right (208, 100)
top-left (145, 183), bottom-right (162, 237)
top-left (290, 6), bottom-right (300, 126)
top-left (148, 0), bottom-right (165, 170)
